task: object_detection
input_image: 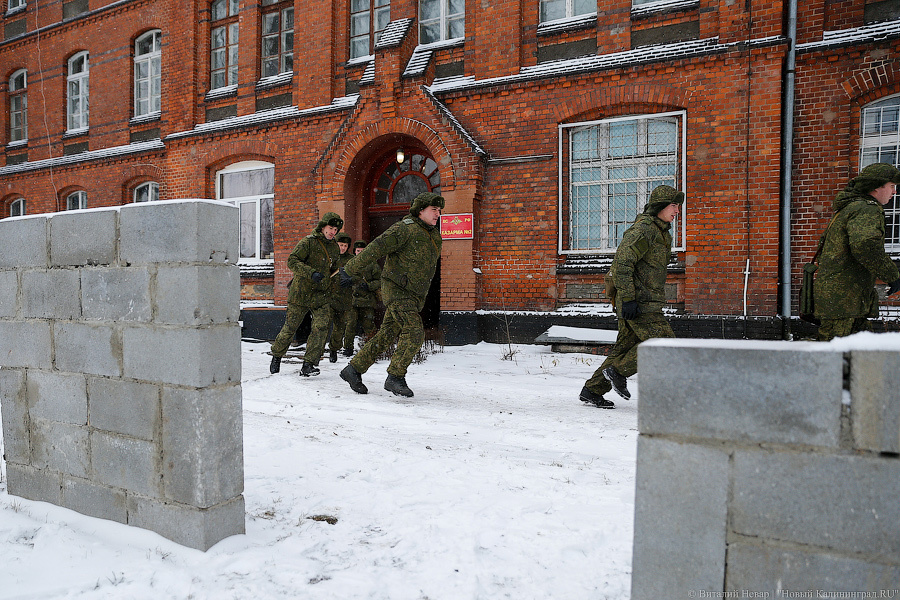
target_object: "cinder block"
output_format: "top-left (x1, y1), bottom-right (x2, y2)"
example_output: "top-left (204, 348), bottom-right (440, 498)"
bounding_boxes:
top-left (155, 264), bottom-right (240, 325)
top-left (631, 436), bottom-right (730, 600)
top-left (0, 322), bottom-right (52, 368)
top-left (5, 463), bottom-right (62, 505)
top-left (726, 540), bottom-right (900, 593)
top-left (26, 370), bottom-right (88, 425)
top-left (0, 270), bottom-right (18, 317)
top-left (81, 267), bottom-right (151, 322)
top-left (54, 322), bottom-right (121, 377)
top-left (21, 269), bottom-right (81, 320)
top-left (87, 377), bottom-right (159, 440)
top-left (161, 384), bottom-right (244, 507)
top-left (849, 350), bottom-right (900, 454)
top-left (638, 339), bottom-right (843, 447)
top-left (119, 200), bottom-right (238, 266)
top-left (126, 494), bottom-right (246, 551)
top-left (731, 449), bottom-right (900, 558)
top-left (31, 419), bottom-right (91, 479)
top-left (0, 215), bottom-right (49, 269)
top-left (123, 324), bottom-right (241, 387)
top-left (50, 209), bottom-right (118, 266)
top-left (0, 368), bottom-right (29, 463)
top-left (91, 431), bottom-right (161, 497)
top-left (61, 477), bottom-right (127, 524)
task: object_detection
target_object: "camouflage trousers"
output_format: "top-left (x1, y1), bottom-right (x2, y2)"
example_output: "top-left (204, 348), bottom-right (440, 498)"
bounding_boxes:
top-left (346, 305), bottom-right (377, 341)
top-left (585, 311), bottom-right (674, 396)
top-left (817, 317), bottom-right (872, 341)
top-left (329, 308), bottom-right (354, 352)
top-left (270, 301), bottom-right (333, 365)
top-left (350, 299), bottom-right (423, 378)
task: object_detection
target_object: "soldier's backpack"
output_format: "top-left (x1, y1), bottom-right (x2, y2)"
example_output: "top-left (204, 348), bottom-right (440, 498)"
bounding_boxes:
top-left (799, 212), bottom-right (839, 325)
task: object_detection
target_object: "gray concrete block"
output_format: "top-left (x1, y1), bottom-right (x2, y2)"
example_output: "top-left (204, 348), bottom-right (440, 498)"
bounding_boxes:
top-left (0, 368), bottom-right (29, 463)
top-left (31, 419), bottom-right (90, 479)
top-left (5, 463), bottom-right (62, 505)
top-left (850, 350), bottom-right (900, 454)
top-left (631, 436), bottom-right (730, 600)
top-left (638, 339), bottom-right (843, 447)
top-left (87, 377), bottom-right (159, 440)
top-left (91, 431), bottom-right (161, 497)
top-left (726, 540), bottom-right (900, 593)
top-left (155, 265), bottom-right (240, 325)
top-left (54, 322), bottom-right (121, 377)
top-left (0, 322), bottom-right (52, 368)
top-left (127, 494), bottom-right (246, 551)
top-left (21, 269), bottom-right (81, 319)
top-left (0, 270), bottom-right (18, 317)
top-left (732, 449), bottom-right (900, 559)
top-left (123, 324), bottom-right (241, 387)
top-left (0, 215), bottom-right (49, 269)
top-left (162, 384), bottom-right (244, 507)
top-left (81, 267), bottom-right (151, 322)
top-left (119, 200), bottom-right (238, 266)
top-left (50, 209), bottom-right (118, 267)
top-left (61, 476), bottom-right (127, 524)
top-left (26, 370), bottom-right (88, 425)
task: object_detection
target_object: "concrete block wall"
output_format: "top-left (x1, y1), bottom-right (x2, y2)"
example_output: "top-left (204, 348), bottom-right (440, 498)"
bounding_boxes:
top-left (631, 339), bottom-right (900, 597)
top-left (0, 199), bottom-right (245, 551)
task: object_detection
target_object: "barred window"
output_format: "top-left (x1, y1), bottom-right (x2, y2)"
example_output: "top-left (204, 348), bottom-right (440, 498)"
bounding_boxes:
top-left (66, 52), bottom-right (89, 132)
top-left (540, 0), bottom-right (595, 23)
top-left (134, 30), bottom-right (161, 118)
top-left (9, 69), bottom-right (26, 143)
top-left (560, 112), bottom-right (685, 253)
top-left (261, 0), bottom-right (293, 78)
top-left (350, 0), bottom-right (390, 59)
top-left (861, 94), bottom-right (900, 248)
top-left (210, 0), bottom-right (239, 89)
top-left (419, 0), bottom-right (464, 44)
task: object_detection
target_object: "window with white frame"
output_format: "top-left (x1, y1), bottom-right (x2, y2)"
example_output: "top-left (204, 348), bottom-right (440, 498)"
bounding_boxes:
top-left (134, 30), bottom-right (161, 118)
top-left (261, 0), bottom-right (293, 78)
top-left (210, 0), bottom-right (239, 89)
top-left (861, 94), bottom-right (900, 248)
top-left (66, 52), bottom-right (89, 132)
top-left (9, 197), bottom-right (24, 217)
top-left (350, 0), bottom-right (390, 59)
top-left (9, 68), bottom-right (27, 143)
top-left (419, 0), bottom-right (463, 44)
top-left (217, 161), bottom-right (275, 263)
top-left (560, 112), bottom-right (685, 252)
top-left (66, 190), bottom-right (87, 210)
top-left (133, 181), bottom-right (159, 202)
top-left (7, 0), bottom-right (25, 12)
top-left (540, 0), bottom-right (595, 22)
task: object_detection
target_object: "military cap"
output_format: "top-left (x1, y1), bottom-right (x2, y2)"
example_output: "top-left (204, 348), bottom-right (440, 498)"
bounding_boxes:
top-left (409, 192), bottom-right (445, 217)
top-left (643, 185), bottom-right (685, 215)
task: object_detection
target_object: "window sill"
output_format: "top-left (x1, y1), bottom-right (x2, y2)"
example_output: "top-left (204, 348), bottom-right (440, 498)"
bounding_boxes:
top-left (631, 0), bottom-right (699, 20)
top-left (205, 85), bottom-right (238, 102)
top-left (416, 37), bottom-right (465, 52)
top-left (63, 128), bottom-right (89, 139)
top-left (5, 5), bottom-right (26, 17)
top-left (130, 112), bottom-right (161, 126)
top-left (256, 71), bottom-right (293, 91)
top-left (6, 139), bottom-right (27, 149)
top-left (347, 54), bottom-right (374, 67)
top-left (537, 13), bottom-right (597, 37)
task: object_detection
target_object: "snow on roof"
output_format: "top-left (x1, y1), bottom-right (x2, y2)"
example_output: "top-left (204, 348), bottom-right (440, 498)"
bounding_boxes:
top-left (798, 19), bottom-right (900, 51)
top-left (404, 46), bottom-right (434, 78)
top-left (420, 86), bottom-right (487, 156)
top-left (375, 18), bottom-right (414, 49)
top-left (631, 0), bottom-right (699, 19)
top-left (0, 139), bottom-right (165, 177)
top-left (359, 61), bottom-right (376, 85)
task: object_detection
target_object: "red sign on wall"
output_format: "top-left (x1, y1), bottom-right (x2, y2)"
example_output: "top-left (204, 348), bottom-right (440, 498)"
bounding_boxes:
top-left (440, 213), bottom-right (474, 239)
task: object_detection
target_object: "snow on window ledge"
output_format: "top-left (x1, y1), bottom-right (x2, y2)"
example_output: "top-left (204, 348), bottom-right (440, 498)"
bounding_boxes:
top-left (537, 13), bottom-right (597, 36)
top-left (205, 84), bottom-right (238, 101)
top-left (631, 0), bottom-right (699, 19)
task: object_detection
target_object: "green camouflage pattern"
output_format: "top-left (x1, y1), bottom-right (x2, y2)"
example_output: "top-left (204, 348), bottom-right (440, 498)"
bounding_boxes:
top-left (608, 213), bottom-right (673, 315)
top-left (329, 251), bottom-right (354, 311)
top-left (350, 298), bottom-right (424, 377)
top-left (817, 317), bottom-right (872, 342)
top-left (346, 305), bottom-right (377, 341)
top-left (813, 192), bottom-right (899, 320)
top-left (271, 303), bottom-right (333, 363)
top-left (352, 261), bottom-right (382, 308)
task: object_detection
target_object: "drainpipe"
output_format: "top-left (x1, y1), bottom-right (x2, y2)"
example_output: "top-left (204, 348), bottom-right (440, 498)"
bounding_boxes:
top-left (779, 0), bottom-right (798, 338)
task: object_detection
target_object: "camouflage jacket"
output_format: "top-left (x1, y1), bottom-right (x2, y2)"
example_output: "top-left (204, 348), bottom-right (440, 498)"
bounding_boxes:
top-left (286, 231), bottom-right (339, 308)
top-left (814, 191), bottom-right (899, 319)
top-left (608, 213), bottom-right (673, 315)
top-left (329, 251), bottom-right (354, 311)
top-left (352, 261), bottom-right (382, 308)
top-left (344, 215), bottom-right (442, 308)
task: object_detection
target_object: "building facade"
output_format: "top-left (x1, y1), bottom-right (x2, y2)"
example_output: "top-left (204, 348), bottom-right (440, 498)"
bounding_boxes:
top-left (2, 0), bottom-right (899, 341)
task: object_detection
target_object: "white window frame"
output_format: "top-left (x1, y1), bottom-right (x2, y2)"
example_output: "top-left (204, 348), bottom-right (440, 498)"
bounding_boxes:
top-left (66, 190), bottom-right (87, 210)
top-left (9, 68), bottom-right (27, 143)
top-left (7, 0), bottom-right (25, 12)
top-left (134, 30), bottom-right (161, 118)
top-left (419, 0), bottom-right (464, 45)
top-left (350, 0), bottom-right (391, 60)
top-left (558, 110), bottom-right (687, 254)
top-left (216, 161), bottom-right (275, 264)
top-left (66, 52), bottom-right (89, 133)
top-left (210, 0), bottom-right (239, 90)
top-left (540, 0), bottom-right (596, 23)
top-left (10, 197), bottom-right (24, 217)
top-left (133, 181), bottom-right (159, 203)
top-left (261, 0), bottom-right (294, 78)
top-left (860, 93), bottom-right (900, 250)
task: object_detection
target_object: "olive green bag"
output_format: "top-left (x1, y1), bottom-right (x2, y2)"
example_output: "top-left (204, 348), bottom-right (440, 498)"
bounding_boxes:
top-left (799, 213), bottom-right (839, 325)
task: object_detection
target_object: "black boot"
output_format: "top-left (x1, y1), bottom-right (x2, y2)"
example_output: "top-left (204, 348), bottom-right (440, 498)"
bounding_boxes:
top-left (269, 355), bottom-right (281, 374)
top-left (342, 347), bottom-right (354, 357)
top-left (602, 366), bottom-right (631, 400)
top-left (329, 349), bottom-right (338, 363)
top-left (384, 374), bottom-right (414, 397)
top-left (300, 362), bottom-right (320, 377)
top-left (579, 386), bottom-right (615, 409)
top-left (340, 364), bottom-right (368, 394)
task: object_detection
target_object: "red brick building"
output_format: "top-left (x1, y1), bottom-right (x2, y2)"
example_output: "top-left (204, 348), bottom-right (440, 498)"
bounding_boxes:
top-left (2, 0), bottom-right (899, 342)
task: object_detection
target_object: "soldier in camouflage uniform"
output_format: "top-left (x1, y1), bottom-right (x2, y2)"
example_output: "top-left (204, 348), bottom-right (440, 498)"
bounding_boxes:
top-left (327, 233), bottom-right (354, 362)
top-left (269, 212), bottom-right (350, 377)
top-left (814, 163), bottom-right (900, 341)
top-left (580, 185), bottom-right (684, 409)
top-left (344, 240), bottom-right (382, 356)
top-left (338, 192), bottom-right (444, 397)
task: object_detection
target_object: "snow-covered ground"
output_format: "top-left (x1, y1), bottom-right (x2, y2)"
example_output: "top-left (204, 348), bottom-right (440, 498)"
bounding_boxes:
top-left (0, 341), bottom-right (638, 599)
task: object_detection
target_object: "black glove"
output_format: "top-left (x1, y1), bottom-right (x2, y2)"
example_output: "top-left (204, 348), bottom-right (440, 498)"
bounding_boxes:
top-left (622, 300), bottom-right (640, 321)
top-left (311, 272), bottom-right (325, 283)
top-left (337, 267), bottom-right (354, 288)
top-left (889, 279), bottom-right (900, 296)
top-left (358, 280), bottom-right (370, 292)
